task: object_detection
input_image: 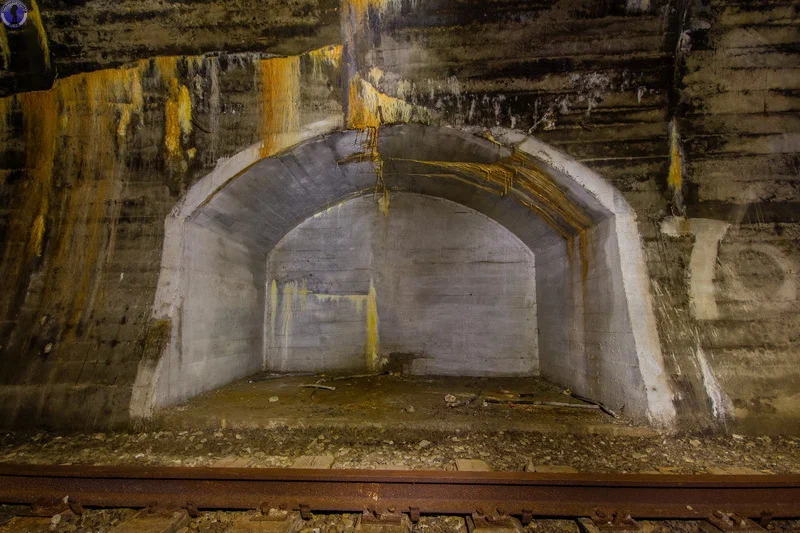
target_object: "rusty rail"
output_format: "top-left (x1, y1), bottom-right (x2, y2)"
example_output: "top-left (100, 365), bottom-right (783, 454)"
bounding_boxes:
top-left (1, 464), bottom-right (799, 520)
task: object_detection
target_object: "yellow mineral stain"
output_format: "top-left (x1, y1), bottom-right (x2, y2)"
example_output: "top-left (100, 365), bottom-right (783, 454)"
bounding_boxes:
top-left (178, 84), bottom-right (192, 135)
top-left (28, 0), bottom-right (50, 69)
top-left (275, 280), bottom-right (380, 370)
top-left (347, 74), bottom-right (429, 130)
top-left (29, 211), bottom-right (46, 257)
top-left (258, 56), bottom-right (301, 158)
top-left (365, 279), bottom-right (380, 371)
top-left (269, 279), bottom-right (278, 348)
top-left (382, 151), bottom-right (593, 277)
top-left (668, 120), bottom-right (682, 191)
top-left (154, 56), bottom-right (179, 82)
top-left (368, 66), bottom-right (384, 86)
top-left (346, 75), bottom-right (432, 217)
top-left (308, 45), bottom-right (342, 78)
top-left (280, 282), bottom-right (296, 369)
top-left (313, 292), bottom-right (367, 313)
top-left (378, 189), bottom-right (390, 216)
top-left (164, 78), bottom-right (192, 157)
top-left (0, 26), bottom-right (9, 70)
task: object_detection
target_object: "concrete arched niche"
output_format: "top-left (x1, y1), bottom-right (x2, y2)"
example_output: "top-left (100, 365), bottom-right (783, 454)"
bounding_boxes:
top-left (131, 124), bottom-right (676, 426)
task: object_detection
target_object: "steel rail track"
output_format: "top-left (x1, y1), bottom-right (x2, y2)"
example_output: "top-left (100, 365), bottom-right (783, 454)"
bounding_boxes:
top-left (1, 464), bottom-right (800, 521)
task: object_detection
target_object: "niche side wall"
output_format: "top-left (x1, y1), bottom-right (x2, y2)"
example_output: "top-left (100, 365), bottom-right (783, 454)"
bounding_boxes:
top-left (152, 222), bottom-right (267, 406)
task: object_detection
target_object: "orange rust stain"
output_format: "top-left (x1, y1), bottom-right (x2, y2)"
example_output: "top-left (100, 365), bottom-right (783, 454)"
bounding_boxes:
top-left (258, 56), bottom-right (301, 158)
top-left (345, 0), bottom-right (386, 25)
top-left (0, 89), bottom-right (58, 323)
top-left (382, 151), bottom-right (593, 277)
top-left (668, 121), bottom-right (682, 191)
top-left (0, 64), bottom-right (145, 338)
top-left (386, 152), bottom-right (592, 239)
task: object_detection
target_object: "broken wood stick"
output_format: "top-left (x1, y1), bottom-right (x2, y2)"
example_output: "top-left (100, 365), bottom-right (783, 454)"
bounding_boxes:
top-left (330, 372), bottom-right (389, 381)
top-left (483, 397), bottom-right (600, 409)
top-left (569, 393), bottom-right (620, 418)
top-left (300, 384), bottom-right (336, 391)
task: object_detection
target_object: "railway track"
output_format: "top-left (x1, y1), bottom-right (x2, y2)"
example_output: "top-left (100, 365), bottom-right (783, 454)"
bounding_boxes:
top-left (1, 464), bottom-right (800, 531)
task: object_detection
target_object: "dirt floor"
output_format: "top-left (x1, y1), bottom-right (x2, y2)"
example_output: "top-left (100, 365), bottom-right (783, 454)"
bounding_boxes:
top-left (1, 374), bottom-right (800, 474)
top-left (154, 373), bottom-right (646, 435)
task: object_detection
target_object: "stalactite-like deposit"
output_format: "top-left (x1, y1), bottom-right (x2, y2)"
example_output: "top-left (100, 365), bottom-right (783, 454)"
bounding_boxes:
top-left (258, 56), bottom-right (301, 158)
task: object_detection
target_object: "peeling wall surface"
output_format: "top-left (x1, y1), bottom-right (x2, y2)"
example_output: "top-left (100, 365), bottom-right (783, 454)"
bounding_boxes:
top-left (0, 0), bottom-right (797, 433)
top-left (266, 193), bottom-right (538, 376)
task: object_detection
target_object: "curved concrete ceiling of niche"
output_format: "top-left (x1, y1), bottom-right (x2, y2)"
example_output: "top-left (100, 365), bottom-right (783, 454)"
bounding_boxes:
top-left (189, 125), bottom-right (613, 256)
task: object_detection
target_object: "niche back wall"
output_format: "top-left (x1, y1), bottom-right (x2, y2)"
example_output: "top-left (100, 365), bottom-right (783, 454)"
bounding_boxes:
top-left (265, 193), bottom-right (539, 376)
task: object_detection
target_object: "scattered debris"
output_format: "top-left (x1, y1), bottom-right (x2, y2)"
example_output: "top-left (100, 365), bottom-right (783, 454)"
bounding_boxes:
top-left (447, 394), bottom-right (480, 408)
top-left (268, 396), bottom-right (279, 403)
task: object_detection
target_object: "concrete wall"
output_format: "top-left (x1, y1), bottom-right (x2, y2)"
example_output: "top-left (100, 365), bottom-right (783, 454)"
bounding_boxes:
top-left (164, 127), bottom-right (667, 422)
top-left (535, 219), bottom-right (644, 416)
top-left (153, 223), bottom-right (266, 406)
top-left (265, 193), bottom-right (539, 376)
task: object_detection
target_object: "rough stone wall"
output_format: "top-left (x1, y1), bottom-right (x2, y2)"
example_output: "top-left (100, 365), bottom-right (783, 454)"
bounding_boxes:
top-left (647, 0), bottom-right (800, 433)
top-left (265, 193), bottom-right (538, 376)
top-left (0, 49), bottom-right (342, 428)
top-left (0, 0), bottom-right (339, 96)
top-left (0, 0), bottom-right (796, 432)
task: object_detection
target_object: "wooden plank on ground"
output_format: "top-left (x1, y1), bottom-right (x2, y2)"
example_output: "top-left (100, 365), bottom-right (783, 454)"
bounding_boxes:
top-left (110, 509), bottom-right (189, 533)
top-left (455, 459), bottom-right (490, 472)
top-left (291, 455), bottom-right (334, 469)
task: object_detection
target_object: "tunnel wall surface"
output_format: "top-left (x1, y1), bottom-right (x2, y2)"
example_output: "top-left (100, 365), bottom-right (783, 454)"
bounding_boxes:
top-left (0, 0), bottom-right (797, 433)
top-left (265, 193), bottom-right (539, 376)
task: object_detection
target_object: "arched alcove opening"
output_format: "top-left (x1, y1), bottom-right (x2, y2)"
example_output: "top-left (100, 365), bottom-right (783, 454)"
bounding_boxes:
top-left (133, 124), bottom-right (675, 426)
